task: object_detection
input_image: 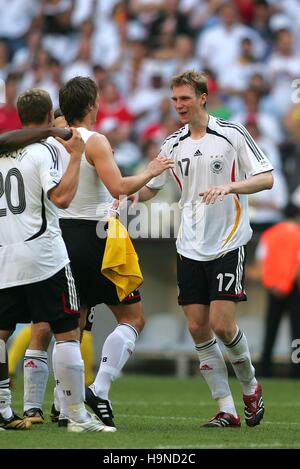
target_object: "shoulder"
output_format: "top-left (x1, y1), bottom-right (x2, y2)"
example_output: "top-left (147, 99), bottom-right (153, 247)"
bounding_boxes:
top-left (24, 141), bottom-right (57, 159)
top-left (160, 125), bottom-right (190, 154)
top-left (86, 132), bottom-right (111, 150)
top-left (86, 132), bottom-right (113, 164)
top-left (26, 141), bottom-right (62, 171)
top-left (212, 117), bottom-right (250, 144)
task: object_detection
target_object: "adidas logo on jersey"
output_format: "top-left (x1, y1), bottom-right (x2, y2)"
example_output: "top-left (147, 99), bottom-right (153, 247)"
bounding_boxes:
top-left (194, 149), bottom-right (202, 157)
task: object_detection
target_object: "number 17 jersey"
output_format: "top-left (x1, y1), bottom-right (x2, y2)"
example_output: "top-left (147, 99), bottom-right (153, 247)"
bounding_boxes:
top-left (146, 116), bottom-right (273, 261)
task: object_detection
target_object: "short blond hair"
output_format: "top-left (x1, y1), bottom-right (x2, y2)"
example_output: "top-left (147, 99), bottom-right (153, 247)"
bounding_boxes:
top-left (170, 70), bottom-right (208, 96)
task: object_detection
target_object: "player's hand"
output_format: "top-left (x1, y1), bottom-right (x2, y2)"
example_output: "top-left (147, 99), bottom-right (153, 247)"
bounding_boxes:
top-left (199, 184), bottom-right (232, 204)
top-left (128, 192), bottom-right (139, 205)
top-left (147, 156), bottom-right (174, 177)
top-left (56, 128), bottom-right (85, 158)
top-left (50, 127), bottom-right (72, 141)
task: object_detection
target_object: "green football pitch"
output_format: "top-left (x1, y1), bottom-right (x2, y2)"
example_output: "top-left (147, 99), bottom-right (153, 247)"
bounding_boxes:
top-left (1, 375), bottom-right (300, 449)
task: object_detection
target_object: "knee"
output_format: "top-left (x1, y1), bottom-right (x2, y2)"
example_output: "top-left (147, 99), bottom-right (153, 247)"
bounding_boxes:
top-left (30, 323), bottom-right (52, 350)
top-left (0, 330), bottom-right (12, 342)
top-left (122, 315), bottom-right (145, 334)
top-left (210, 320), bottom-right (233, 344)
top-left (136, 315), bottom-right (145, 333)
top-left (188, 321), bottom-right (201, 340)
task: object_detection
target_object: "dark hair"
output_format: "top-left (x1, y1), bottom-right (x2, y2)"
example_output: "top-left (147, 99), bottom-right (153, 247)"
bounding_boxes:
top-left (170, 70), bottom-right (208, 96)
top-left (17, 88), bottom-right (52, 125)
top-left (59, 76), bottom-right (98, 125)
top-left (54, 107), bottom-right (64, 119)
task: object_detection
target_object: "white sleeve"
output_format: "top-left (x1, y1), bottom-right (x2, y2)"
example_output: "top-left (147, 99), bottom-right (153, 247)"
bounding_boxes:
top-left (237, 124), bottom-right (273, 177)
top-left (38, 143), bottom-right (63, 195)
top-left (146, 137), bottom-right (173, 190)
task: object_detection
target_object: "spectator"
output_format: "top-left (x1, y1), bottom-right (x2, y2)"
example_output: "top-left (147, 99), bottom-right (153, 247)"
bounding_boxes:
top-left (247, 208), bottom-right (300, 378)
top-left (0, 41), bottom-right (10, 82)
top-left (0, 74), bottom-right (21, 132)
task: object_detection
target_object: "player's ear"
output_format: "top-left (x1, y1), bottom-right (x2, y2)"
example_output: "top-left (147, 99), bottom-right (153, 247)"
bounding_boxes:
top-left (201, 93), bottom-right (208, 107)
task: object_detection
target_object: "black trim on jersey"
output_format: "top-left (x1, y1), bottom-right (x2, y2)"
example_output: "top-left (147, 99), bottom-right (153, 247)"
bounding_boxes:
top-left (179, 129), bottom-right (191, 141)
top-left (206, 127), bottom-right (233, 147)
top-left (25, 190), bottom-right (47, 242)
top-left (40, 142), bottom-right (59, 169)
top-left (165, 128), bottom-right (183, 142)
top-left (170, 129), bottom-right (191, 154)
top-left (216, 119), bottom-right (264, 162)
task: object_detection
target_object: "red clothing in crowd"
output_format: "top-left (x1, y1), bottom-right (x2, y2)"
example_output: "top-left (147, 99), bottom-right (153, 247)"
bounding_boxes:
top-left (0, 105), bottom-right (21, 133)
top-left (95, 97), bottom-right (133, 130)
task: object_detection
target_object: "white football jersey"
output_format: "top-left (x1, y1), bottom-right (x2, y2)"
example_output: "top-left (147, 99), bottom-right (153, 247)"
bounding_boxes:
top-left (0, 140), bottom-right (69, 288)
top-left (58, 127), bottom-right (114, 221)
top-left (146, 115), bottom-right (273, 261)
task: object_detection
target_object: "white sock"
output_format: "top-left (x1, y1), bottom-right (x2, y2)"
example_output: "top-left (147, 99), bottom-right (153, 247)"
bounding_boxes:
top-left (0, 379), bottom-right (13, 420)
top-left (52, 342), bottom-right (68, 418)
top-left (53, 340), bottom-right (87, 423)
top-left (216, 395), bottom-right (237, 417)
top-left (90, 323), bottom-right (138, 400)
top-left (23, 349), bottom-right (48, 412)
top-left (224, 328), bottom-right (257, 395)
top-left (196, 338), bottom-right (237, 417)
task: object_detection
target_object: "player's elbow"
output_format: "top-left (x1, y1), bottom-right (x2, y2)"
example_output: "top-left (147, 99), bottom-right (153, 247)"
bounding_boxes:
top-left (56, 199), bottom-right (70, 209)
top-left (264, 172), bottom-right (274, 190)
top-left (108, 181), bottom-right (129, 198)
top-left (49, 193), bottom-right (70, 209)
top-left (108, 187), bottom-right (121, 199)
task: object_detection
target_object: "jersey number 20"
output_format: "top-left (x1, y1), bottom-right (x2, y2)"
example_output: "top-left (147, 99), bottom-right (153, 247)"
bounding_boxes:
top-left (0, 169), bottom-right (26, 217)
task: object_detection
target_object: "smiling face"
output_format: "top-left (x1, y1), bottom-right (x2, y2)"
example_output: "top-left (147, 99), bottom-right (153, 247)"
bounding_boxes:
top-left (171, 84), bottom-right (207, 125)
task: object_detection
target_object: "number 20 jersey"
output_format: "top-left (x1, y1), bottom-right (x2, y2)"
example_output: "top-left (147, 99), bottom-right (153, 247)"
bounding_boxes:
top-left (146, 116), bottom-right (273, 261)
top-left (0, 139), bottom-right (69, 288)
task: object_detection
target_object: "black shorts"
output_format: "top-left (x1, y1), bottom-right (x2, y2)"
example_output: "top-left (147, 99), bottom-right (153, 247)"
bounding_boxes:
top-left (177, 246), bottom-right (247, 306)
top-left (0, 265), bottom-right (80, 333)
top-left (59, 219), bottom-right (141, 310)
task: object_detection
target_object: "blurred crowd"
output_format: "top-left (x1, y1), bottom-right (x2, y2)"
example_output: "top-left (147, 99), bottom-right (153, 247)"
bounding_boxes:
top-left (1, 0), bottom-right (300, 228)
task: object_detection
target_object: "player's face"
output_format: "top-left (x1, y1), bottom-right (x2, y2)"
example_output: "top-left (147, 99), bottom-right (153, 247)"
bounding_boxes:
top-left (171, 85), bottom-right (206, 124)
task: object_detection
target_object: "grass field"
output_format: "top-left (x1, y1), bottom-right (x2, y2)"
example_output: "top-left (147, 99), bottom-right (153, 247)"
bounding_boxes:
top-left (1, 375), bottom-right (300, 449)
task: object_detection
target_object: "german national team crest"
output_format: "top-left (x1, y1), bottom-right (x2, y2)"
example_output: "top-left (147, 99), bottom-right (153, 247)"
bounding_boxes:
top-left (210, 159), bottom-right (224, 174)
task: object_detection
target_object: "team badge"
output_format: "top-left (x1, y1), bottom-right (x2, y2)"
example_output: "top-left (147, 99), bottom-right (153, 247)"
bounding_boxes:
top-left (210, 160), bottom-right (224, 174)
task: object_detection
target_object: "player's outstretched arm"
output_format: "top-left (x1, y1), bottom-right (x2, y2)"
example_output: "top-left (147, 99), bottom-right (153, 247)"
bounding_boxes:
top-left (139, 186), bottom-right (159, 201)
top-left (200, 171), bottom-right (274, 205)
top-left (87, 133), bottom-right (173, 198)
top-left (0, 128), bottom-right (72, 153)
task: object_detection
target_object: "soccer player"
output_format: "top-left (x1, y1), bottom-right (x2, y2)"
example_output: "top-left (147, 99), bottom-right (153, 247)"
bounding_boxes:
top-left (0, 88), bottom-right (113, 433)
top-left (56, 76), bottom-right (172, 430)
top-left (0, 77), bottom-right (173, 430)
top-left (0, 107), bottom-right (92, 425)
top-left (140, 70), bottom-right (273, 427)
